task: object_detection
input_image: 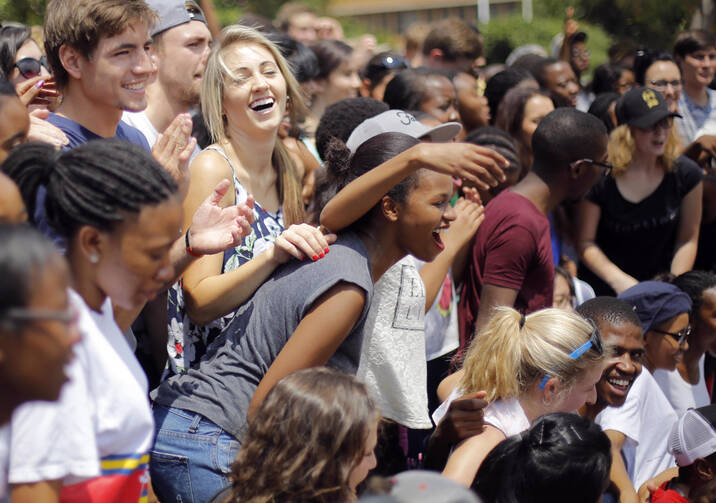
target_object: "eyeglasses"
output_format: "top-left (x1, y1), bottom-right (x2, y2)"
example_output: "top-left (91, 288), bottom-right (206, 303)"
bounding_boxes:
top-left (4, 306), bottom-right (77, 326)
top-left (570, 158), bottom-right (614, 178)
top-left (14, 56), bottom-right (48, 79)
top-left (648, 79), bottom-right (682, 91)
top-left (539, 318), bottom-right (604, 390)
top-left (571, 48), bottom-right (590, 59)
top-left (651, 325), bottom-right (691, 346)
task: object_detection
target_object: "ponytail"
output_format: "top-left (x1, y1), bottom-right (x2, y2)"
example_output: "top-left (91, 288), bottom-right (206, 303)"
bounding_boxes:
top-left (459, 307), bottom-right (604, 402)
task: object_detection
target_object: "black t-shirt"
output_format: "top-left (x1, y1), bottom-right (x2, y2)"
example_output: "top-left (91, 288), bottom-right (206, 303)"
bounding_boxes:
top-left (579, 156), bottom-right (702, 295)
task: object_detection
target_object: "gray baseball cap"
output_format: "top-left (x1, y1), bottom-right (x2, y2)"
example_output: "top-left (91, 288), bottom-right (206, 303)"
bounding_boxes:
top-left (147, 0), bottom-right (207, 37)
top-left (345, 110), bottom-right (462, 153)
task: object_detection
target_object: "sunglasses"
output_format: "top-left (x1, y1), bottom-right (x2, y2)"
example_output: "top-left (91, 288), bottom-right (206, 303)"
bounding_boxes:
top-left (14, 56), bottom-right (48, 79)
top-left (570, 158), bottom-right (614, 178)
top-left (651, 325), bottom-right (691, 346)
top-left (539, 318), bottom-right (604, 390)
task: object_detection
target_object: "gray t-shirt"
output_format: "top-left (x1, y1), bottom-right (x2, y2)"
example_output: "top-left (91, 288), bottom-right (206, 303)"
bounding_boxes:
top-left (152, 232), bottom-right (374, 439)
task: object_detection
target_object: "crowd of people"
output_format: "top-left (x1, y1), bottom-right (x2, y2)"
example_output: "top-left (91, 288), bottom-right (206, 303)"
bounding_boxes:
top-left (2, 0), bottom-right (716, 502)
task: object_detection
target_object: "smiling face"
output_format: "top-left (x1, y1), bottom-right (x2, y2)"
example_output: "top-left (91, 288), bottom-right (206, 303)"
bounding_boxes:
top-left (221, 42), bottom-right (288, 138)
top-left (644, 312), bottom-right (690, 371)
top-left (154, 20), bottom-right (212, 108)
top-left (95, 197), bottom-right (182, 310)
top-left (679, 47), bottom-right (716, 89)
top-left (645, 61), bottom-right (682, 114)
top-left (393, 169), bottom-right (456, 262)
top-left (72, 20), bottom-right (154, 114)
top-left (595, 321), bottom-right (644, 408)
top-left (420, 75), bottom-right (460, 124)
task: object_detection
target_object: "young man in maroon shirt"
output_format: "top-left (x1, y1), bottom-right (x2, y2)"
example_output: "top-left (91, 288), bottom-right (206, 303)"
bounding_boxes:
top-left (458, 107), bottom-right (609, 348)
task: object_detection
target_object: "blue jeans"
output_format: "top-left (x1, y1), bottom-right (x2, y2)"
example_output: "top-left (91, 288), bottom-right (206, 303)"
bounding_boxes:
top-left (150, 405), bottom-right (240, 503)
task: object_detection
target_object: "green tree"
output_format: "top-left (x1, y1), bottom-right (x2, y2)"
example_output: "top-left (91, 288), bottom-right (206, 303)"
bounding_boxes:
top-left (0, 0), bottom-right (47, 25)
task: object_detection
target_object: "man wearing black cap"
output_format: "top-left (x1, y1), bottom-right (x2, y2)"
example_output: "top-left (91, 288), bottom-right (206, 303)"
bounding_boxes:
top-left (124, 0), bottom-right (210, 158)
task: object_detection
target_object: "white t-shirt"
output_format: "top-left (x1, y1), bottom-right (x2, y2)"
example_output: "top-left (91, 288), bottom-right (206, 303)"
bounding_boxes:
top-left (122, 111), bottom-right (201, 159)
top-left (433, 388), bottom-right (530, 438)
top-left (3, 290), bottom-right (154, 501)
top-left (413, 257), bottom-right (459, 361)
top-left (357, 256), bottom-right (432, 428)
top-left (653, 355), bottom-right (710, 417)
top-left (0, 426), bottom-right (8, 500)
top-left (596, 369), bottom-right (677, 490)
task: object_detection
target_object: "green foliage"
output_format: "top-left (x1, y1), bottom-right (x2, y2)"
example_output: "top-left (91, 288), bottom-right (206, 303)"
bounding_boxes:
top-left (579, 0), bottom-right (699, 49)
top-left (480, 14), bottom-right (610, 75)
top-left (0, 0), bottom-right (47, 25)
top-left (241, 0), bottom-right (328, 19)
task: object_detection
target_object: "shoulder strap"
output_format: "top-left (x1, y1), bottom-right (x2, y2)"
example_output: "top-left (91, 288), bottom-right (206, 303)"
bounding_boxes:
top-left (205, 145), bottom-right (237, 180)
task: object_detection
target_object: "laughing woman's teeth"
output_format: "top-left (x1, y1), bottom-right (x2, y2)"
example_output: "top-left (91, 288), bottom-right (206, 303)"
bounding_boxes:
top-left (250, 97), bottom-right (275, 111)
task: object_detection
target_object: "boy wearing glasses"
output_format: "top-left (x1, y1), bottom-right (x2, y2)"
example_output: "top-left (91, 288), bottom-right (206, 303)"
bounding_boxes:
top-left (577, 295), bottom-right (675, 503)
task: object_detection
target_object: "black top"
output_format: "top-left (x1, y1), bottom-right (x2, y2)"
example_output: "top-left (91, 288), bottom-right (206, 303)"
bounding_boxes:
top-left (579, 156), bottom-right (702, 295)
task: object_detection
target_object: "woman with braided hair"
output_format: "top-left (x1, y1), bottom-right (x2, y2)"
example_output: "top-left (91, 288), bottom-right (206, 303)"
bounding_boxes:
top-left (1, 139), bottom-right (183, 502)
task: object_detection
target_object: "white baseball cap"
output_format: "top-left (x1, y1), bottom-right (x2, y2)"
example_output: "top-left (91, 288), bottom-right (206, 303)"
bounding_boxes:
top-left (345, 110), bottom-right (462, 154)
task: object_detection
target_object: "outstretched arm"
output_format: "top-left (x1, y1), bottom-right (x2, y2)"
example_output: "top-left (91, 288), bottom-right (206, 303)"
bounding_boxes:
top-left (442, 424), bottom-right (506, 486)
top-left (320, 142), bottom-right (506, 232)
top-left (605, 430), bottom-right (639, 503)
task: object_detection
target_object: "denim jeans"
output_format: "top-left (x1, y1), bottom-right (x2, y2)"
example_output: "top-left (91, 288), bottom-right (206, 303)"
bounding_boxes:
top-left (150, 405), bottom-right (240, 503)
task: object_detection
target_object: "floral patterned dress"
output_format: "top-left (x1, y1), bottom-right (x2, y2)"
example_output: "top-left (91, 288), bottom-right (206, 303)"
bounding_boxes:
top-left (166, 146), bottom-right (283, 377)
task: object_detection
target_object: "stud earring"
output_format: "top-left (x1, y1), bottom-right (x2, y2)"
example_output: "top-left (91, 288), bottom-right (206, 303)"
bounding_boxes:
top-left (90, 254), bottom-right (99, 264)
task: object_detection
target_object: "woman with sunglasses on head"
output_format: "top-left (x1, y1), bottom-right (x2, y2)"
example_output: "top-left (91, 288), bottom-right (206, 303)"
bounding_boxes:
top-left (0, 139), bottom-right (185, 502)
top-left (576, 87), bottom-right (703, 296)
top-left (359, 51), bottom-right (409, 102)
top-left (434, 307), bottom-right (604, 486)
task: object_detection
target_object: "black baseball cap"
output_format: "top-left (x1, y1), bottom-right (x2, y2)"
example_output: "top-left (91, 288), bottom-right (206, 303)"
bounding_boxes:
top-left (615, 87), bottom-right (681, 129)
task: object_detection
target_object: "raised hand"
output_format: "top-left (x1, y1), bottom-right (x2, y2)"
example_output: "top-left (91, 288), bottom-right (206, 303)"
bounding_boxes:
top-left (187, 179), bottom-right (255, 255)
top-left (15, 76), bottom-right (60, 108)
top-left (153, 113), bottom-right (196, 197)
top-left (413, 142), bottom-right (508, 192)
top-left (442, 190), bottom-right (485, 252)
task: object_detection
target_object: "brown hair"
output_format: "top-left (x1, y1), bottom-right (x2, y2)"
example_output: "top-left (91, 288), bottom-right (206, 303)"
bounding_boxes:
top-left (422, 18), bottom-right (483, 61)
top-left (43, 0), bottom-right (157, 89)
top-left (229, 368), bottom-right (379, 503)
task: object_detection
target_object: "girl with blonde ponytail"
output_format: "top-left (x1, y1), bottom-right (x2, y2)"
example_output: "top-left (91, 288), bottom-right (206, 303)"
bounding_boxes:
top-left (438, 306), bottom-right (605, 487)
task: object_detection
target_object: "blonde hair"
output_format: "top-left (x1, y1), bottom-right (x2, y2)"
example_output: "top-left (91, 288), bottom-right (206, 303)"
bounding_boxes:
top-left (201, 25), bottom-right (307, 225)
top-left (607, 123), bottom-right (681, 177)
top-left (459, 307), bottom-right (604, 403)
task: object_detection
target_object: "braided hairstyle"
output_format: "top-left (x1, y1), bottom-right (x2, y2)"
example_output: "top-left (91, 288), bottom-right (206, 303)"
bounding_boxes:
top-left (2, 139), bottom-right (177, 237)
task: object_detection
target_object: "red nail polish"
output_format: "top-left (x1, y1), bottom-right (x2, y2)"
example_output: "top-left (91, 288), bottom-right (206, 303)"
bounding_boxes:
top-left (312, 255), bottom-right (318, 261)
top-left (319, 252), bottom-right (324, 258)
top-left (324, 248), bottom-right (330, 254)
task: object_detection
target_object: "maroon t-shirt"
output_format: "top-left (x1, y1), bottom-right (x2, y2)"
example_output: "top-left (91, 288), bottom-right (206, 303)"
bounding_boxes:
top-left (457, 190), bottom-right (554, 351)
